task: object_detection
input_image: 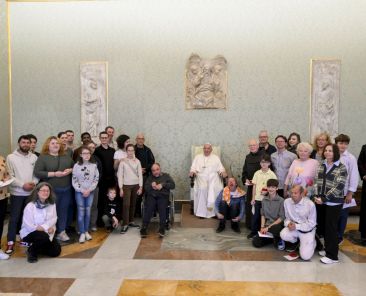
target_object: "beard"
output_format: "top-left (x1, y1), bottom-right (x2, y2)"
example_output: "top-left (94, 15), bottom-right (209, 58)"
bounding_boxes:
top-left (19, 146), bottom-right (30, 153)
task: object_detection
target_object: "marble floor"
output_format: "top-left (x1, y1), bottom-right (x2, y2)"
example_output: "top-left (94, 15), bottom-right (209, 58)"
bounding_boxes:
top-left (0, 213), bottom-right (365, 296)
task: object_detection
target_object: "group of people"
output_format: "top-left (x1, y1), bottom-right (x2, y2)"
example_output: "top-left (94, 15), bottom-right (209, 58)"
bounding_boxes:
top-left (190, 130), bottom-right (365, 264)
top-left (0, 127), bottom-right (365, 265)
top-left (0, 127), bottom-right (176, 263)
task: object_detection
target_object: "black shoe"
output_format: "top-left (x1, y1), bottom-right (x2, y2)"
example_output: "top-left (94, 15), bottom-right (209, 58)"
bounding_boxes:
top-left (140, 227), bottom-right (148, 238)
top-left (232, 225), bottom-right (241, 234)
top-left (247, 232), bottom-right (256, 239)
top-left (165, 222), bottom-right (171, 231)
top-left (128, 222), bottom-right (140, 229)
top-left (120, 225), bottom-right (128, 234)
top-left (106, 226), bottom-right (113, 233)
top-left (158, 227), bottom-right (165, 237)
top-left (216, 224), bottom-right (225, 233)
top-left (285, 241), bottom-right (299, 252)
top-left (27, 250), bottom-right (38, 263)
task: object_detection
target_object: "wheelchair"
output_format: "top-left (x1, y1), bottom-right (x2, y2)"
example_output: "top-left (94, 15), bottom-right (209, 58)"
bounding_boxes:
top-left (141, 191), bottom-right (175, 230)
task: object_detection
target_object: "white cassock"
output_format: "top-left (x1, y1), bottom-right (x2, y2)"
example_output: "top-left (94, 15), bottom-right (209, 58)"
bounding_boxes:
top-left (190, 154), bottom-right (225, 218)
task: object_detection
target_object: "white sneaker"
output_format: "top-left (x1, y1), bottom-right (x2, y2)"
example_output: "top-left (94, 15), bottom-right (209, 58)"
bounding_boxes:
top-left (79, 233), bottom-right (86, 243)
top-left (91, 227), bottom-right (97, 232)
top-left (0, 250), bottom-right (10, 260)
top-left (320, 256), bottom-right (339, 264)
top-left (57, 231), bottom-right (70, 242)
top-left (318, 250), bottom-right (326, 257)
top-left (85, 232), bottom-right (92, 241)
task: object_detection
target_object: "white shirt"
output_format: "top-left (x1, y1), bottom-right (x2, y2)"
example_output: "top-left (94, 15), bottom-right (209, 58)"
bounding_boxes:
top-left (340, 150), bottom-right (359, 195)
top-left (283, 197), bottom-right (316, 232)
top-left (20, 202), bottom-right (57, 239)
top-left (114, 149), bottom-right (127, 160)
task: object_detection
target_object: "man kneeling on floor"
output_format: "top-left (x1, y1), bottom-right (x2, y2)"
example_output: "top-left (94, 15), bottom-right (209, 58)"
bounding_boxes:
top-left (280, 185), bottom-right (316, 260)
top-left (140, 163), bottom-right (175, 238)
top-left (215, 177), bottom-right (245, 234)
top-left (252, 179), bottom-right (285, 250)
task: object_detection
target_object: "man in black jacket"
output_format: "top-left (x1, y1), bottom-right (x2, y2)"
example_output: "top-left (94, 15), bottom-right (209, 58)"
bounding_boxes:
top-left (358, 144), bottom-right (366, 245)
top-left (140, 163), bottom-right (175, 238)
top-left (134, 133), bottom-right (155, 217)
top-left (258, 130), bottom-right (277, 156)
top-left (242, 139), bottom-right (264, 230)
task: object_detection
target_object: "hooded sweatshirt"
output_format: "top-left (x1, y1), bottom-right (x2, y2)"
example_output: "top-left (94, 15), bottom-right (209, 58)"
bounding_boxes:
top-left (6, 150), bottom-right (38, 196)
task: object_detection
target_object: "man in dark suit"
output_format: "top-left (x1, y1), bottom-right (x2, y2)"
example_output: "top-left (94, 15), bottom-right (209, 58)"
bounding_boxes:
top-left (358, 145), bottom-right (366, 245)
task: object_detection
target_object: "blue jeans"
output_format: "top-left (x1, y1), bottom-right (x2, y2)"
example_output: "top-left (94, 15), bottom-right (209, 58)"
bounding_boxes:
top-left (54, 186), bottom-right (72, 234)
top-left (75, 191), bottom-right (94, 233)
top-left (7, 195), bottom-right (28, 242)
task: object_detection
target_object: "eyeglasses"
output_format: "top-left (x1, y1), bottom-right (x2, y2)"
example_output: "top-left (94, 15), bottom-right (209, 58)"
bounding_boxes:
top-left (39, 189), bottom-right (50, 193)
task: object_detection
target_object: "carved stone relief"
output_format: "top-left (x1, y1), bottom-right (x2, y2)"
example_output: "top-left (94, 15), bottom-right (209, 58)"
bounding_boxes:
top-left (185, 54), bottom-right (227, 109)
top-left (310, 59), bottom-right (340, 141)
top-left (80, 62), bottom-right (108, 142)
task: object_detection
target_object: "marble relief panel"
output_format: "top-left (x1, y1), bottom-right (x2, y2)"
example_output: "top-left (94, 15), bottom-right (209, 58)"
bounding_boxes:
top-left (185, 54), bottom-right (227, 109)
top-left (310, 59), bottom-right (341, 141)
top-left (80, 62), bottom-right (108, 142)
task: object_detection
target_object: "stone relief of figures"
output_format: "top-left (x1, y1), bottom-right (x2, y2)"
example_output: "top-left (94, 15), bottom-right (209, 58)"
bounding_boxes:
top-left (310, 60), bottom-right (340, 141)
top-left (80, 62), bottom-right (108, 142)
top-left (185, 54), bottom-right (227, 109)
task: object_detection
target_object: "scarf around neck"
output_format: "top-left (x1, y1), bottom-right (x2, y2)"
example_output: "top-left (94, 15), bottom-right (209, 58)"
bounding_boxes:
top-left (223, 186), bottom-right (245, 205)
top-left (35, 199), bottom-right (49, 209)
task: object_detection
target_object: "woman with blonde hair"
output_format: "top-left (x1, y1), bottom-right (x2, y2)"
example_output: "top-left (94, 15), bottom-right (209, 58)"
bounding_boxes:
top-left (34, 136), bottom-right (74, 242)
top-left (311, 132), bottom-right (332, 163)
top-left (284, 142), bottom-right (318, 198)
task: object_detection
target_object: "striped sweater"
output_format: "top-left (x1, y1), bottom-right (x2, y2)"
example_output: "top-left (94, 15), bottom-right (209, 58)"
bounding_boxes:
top-left (314, 162), bottom-right (348, 204)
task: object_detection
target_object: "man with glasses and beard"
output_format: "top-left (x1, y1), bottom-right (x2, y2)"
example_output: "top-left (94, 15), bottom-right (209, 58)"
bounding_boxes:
top-left (5, 135), bottom-right (38, 255)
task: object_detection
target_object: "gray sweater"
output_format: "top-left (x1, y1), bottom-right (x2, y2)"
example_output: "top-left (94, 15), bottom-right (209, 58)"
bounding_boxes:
top-left (72, 162), bottom-right (99, 192)
top-left (34, 154), bottom-right (74, 188)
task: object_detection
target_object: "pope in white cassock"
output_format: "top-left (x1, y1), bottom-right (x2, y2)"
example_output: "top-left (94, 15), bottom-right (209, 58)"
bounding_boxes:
top-left (189, 144), bottom-right (227, 218)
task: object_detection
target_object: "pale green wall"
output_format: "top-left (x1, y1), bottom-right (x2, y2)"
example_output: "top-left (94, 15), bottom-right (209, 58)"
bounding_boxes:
top-left (9, 0), bottom-right (366, 199)
top-left (0, 0), bottom-right (10, 156)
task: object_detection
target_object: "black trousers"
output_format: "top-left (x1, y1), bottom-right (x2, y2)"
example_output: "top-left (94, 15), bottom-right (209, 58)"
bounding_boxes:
top-left (324, 204), bottom-right (343, 260)
top-left (252, 223), bottom-right (283, 248)
top-left (23, 231), bottom-right (61, 258)
top-left (359, 182), bottom-right (366, 238)
top-left (315, 203), bottom-right (326, 237)
top-left (143, 194), bottom-right (169, 228)
top-left (245, 186), bottom-right (253, 229)
top-left (277, 189), bottom-right (284, 198)
top-left (0, 198), bottom-right (7, 245)
top-left (218, 200), bottom-right (240, 227)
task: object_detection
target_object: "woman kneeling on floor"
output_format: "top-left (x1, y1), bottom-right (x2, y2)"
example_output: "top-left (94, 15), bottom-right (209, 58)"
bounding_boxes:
top-left (20, 182), bottom-right (61, 263)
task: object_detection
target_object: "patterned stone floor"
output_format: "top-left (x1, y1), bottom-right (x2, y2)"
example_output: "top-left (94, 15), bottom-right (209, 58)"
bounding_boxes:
top-left (118, 279), bottom-right (342, 296)
top-left (0, 216), bottom-right (365, 295)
